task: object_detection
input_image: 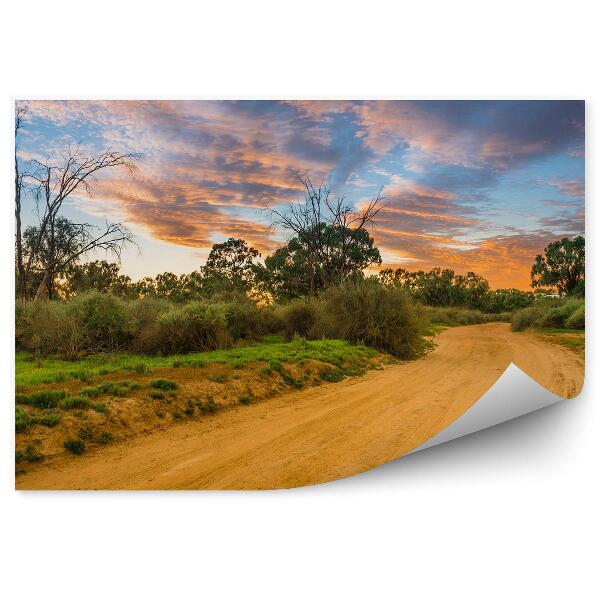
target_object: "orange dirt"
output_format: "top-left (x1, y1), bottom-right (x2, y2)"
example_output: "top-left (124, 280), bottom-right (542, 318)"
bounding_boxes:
top-left (16, 323), bottom-right (584, 490)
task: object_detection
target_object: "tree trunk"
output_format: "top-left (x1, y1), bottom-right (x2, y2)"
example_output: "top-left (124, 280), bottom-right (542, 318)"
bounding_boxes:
top-left (33, 269), bottom-right (50, 302)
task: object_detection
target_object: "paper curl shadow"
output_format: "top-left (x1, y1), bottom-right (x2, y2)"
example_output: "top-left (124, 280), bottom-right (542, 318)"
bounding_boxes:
top-left (409, 362), bottom-right (563, 454)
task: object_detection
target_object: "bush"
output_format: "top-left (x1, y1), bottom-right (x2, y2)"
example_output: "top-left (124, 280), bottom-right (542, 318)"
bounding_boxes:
top-left (98, 432), bottom-right (114, 444)
top-left (24, 445), bottom-right (44, 462)
top-left (275, 300), bottom-right (318, 339)
top-left (224, 301), bottom-right (278, 340)
top-left (64, 439), bottom-right (86, 455)
top-left (153, 301), bottom-right (231, 354)
top-left (424, 306), bottom-right (511, 326)
top-left (537, 300), bottom-right (583, 328)
top-left (150, 379), bottom-right (178, 391)
top-left (127, 296), bottom-right (170, 354)
top-left (67, 292), bottom-right (131, 352)
top-left (566, 304), bottom-right (585, 329)
top-left (33, 413), bottom-right (60, 428)
top-left (15, 407), bottom-right (31, 433)
top-left (512, 297), bottom-right (585, 331)
top-left (314, 280), bottom-right (427, 359)
top-left (511, 305), bottom-right (545, 331)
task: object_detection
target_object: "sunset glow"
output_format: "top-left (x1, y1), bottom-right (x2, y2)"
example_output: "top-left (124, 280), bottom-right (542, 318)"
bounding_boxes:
top-left (16, 100), bottom-right (585, 289)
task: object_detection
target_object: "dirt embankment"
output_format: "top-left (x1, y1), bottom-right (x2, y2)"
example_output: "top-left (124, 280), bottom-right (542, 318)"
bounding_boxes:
top-left (16, 323), bottom-right (584, 490)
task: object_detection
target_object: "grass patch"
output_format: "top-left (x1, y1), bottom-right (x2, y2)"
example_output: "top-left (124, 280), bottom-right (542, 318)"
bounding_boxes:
top-left (319, 368), bottom-right (345, 383)
top-left (15, 407), bottom-right (32, 433)
top-left (24, 445), bottom-right (44, 462)
top-left (32, 413), bottom-right (61, 428)
top-left (15, 389), bottom-right (66, 408)
top-left (80, 380), bottom-right (139, 398)
top-left (58, 396), bottom-right (91, 410)
top-left (149, 379), bottom-right (178, 391)
top-left (17, 339), bottom-right (381, 387)
top-left (149, 390), bottom-right (165, 400)
top-left (239, 394), bottom-right (252, 405)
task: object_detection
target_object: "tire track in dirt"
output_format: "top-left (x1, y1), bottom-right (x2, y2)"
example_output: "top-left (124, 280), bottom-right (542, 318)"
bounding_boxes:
top-left (16, 323), bottom-right (584, 490)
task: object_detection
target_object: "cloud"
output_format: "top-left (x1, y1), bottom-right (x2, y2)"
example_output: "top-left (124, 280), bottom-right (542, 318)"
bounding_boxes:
top-left (16, 100), bottom-right (585, 289)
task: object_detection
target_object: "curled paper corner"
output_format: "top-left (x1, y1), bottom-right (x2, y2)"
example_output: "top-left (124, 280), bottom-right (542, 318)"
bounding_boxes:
top-left (409, 363), bottom-right (565, 454)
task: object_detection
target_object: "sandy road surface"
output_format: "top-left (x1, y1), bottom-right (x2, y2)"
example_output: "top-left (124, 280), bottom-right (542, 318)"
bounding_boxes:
top-left (17, 323), bottom-right (584, 490)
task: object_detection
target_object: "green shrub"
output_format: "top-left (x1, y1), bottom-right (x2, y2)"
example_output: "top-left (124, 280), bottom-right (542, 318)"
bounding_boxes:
top-left (423, 306), bottom-right (510, 326)
top-left (15, 407), bottom-right (31, 433)
top-left (67, 291), bottom-right (131, 352)
top-left (58, 396), bottom-right (91, 410)
top-left (33, 413), bottom-right (60, 428)
top-left (319, 368), bottom-right (344, 383)
top-left (98, 432), bottom-right (114, 444)
top-left (225, 301), bottom-right (273, 340)
top-left (511, 305), bottom-right (545, 331)
top-left (150, 379), bottom-right (178, 391)
top-left (512, 297), bottom-right (585, 331)
top-left (199, 397), bottom-right (218, 415)
top-left (566, 305), bottom-right (585, 329)
top-left (315, 280), bottom-right (427, 359)
top-left (81, 380), bottom-right (139, 398)
top-left (275, 300), bottom-right (318, 339)
top-left (128, 296), bottom-right (171, 354)
top-left (153, 301), bottom-right (232, 354)
top-left (64, 439), bottom-right (86, 455)
top-left (185, 400), bottom-right (195, 416)
top-left (537, 300), bottom-right (582, 328)
top-left (239, 394), bottom-right (252, 405)
top-left (16, 389), bottom-right (66, 408)
top-left (92, 402), bottom-right (108, 413)
top-left (149, 390), bottom-right (165, 400)
top-left (78, 426), bottom-right (94, 440)
top-left (24, 445), bottom-right (44, 462)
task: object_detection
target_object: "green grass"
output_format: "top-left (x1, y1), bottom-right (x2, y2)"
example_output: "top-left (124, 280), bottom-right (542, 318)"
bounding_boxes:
top-left (58, 396), bottom-right (91, 410)
top-left (80, 380), bottom-right (140, 398)
top-left (15, 389), bottom-right (66, 408)
top-left (149, 379), bottom-right (178, 391)
top-left (16, 339), bottom-right (380, 388)
top-left (424, 322), bottom-right (449, 336)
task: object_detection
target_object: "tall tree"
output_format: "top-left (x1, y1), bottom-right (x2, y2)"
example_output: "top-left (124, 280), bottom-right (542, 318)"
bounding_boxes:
top-left (531, 236), bottom-right (585, 295)
top-left (23, 217), bottom-right (134, 299)
top-left (264, 176), bottom-right (385, 296)
top-left (203, 238), bottom-right (260, 293)
top-left (15, 104), bottom-right (29, 299)
top-left (19, 146), bottom-right (139, 300)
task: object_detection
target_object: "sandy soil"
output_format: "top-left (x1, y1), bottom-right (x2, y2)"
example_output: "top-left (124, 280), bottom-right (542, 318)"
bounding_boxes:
top-left (16, 323), bottom-right (584, 490)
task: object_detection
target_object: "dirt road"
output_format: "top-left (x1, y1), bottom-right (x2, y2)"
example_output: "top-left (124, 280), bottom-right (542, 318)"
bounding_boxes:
top-left (16, 323), bottom-right (584, 490)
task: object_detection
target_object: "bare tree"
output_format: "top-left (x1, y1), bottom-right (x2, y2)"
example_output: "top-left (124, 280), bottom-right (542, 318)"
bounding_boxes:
top-left (20, 146), bottom-right (139, 300)
top-left (15, 104), bottom-right (29, 299)
top-left (264, 175), bottom-right (386, 290)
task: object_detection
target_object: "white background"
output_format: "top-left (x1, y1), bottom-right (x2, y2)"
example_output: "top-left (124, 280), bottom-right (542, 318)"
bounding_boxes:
top-left (0, 1), bottom-right (597, 598)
